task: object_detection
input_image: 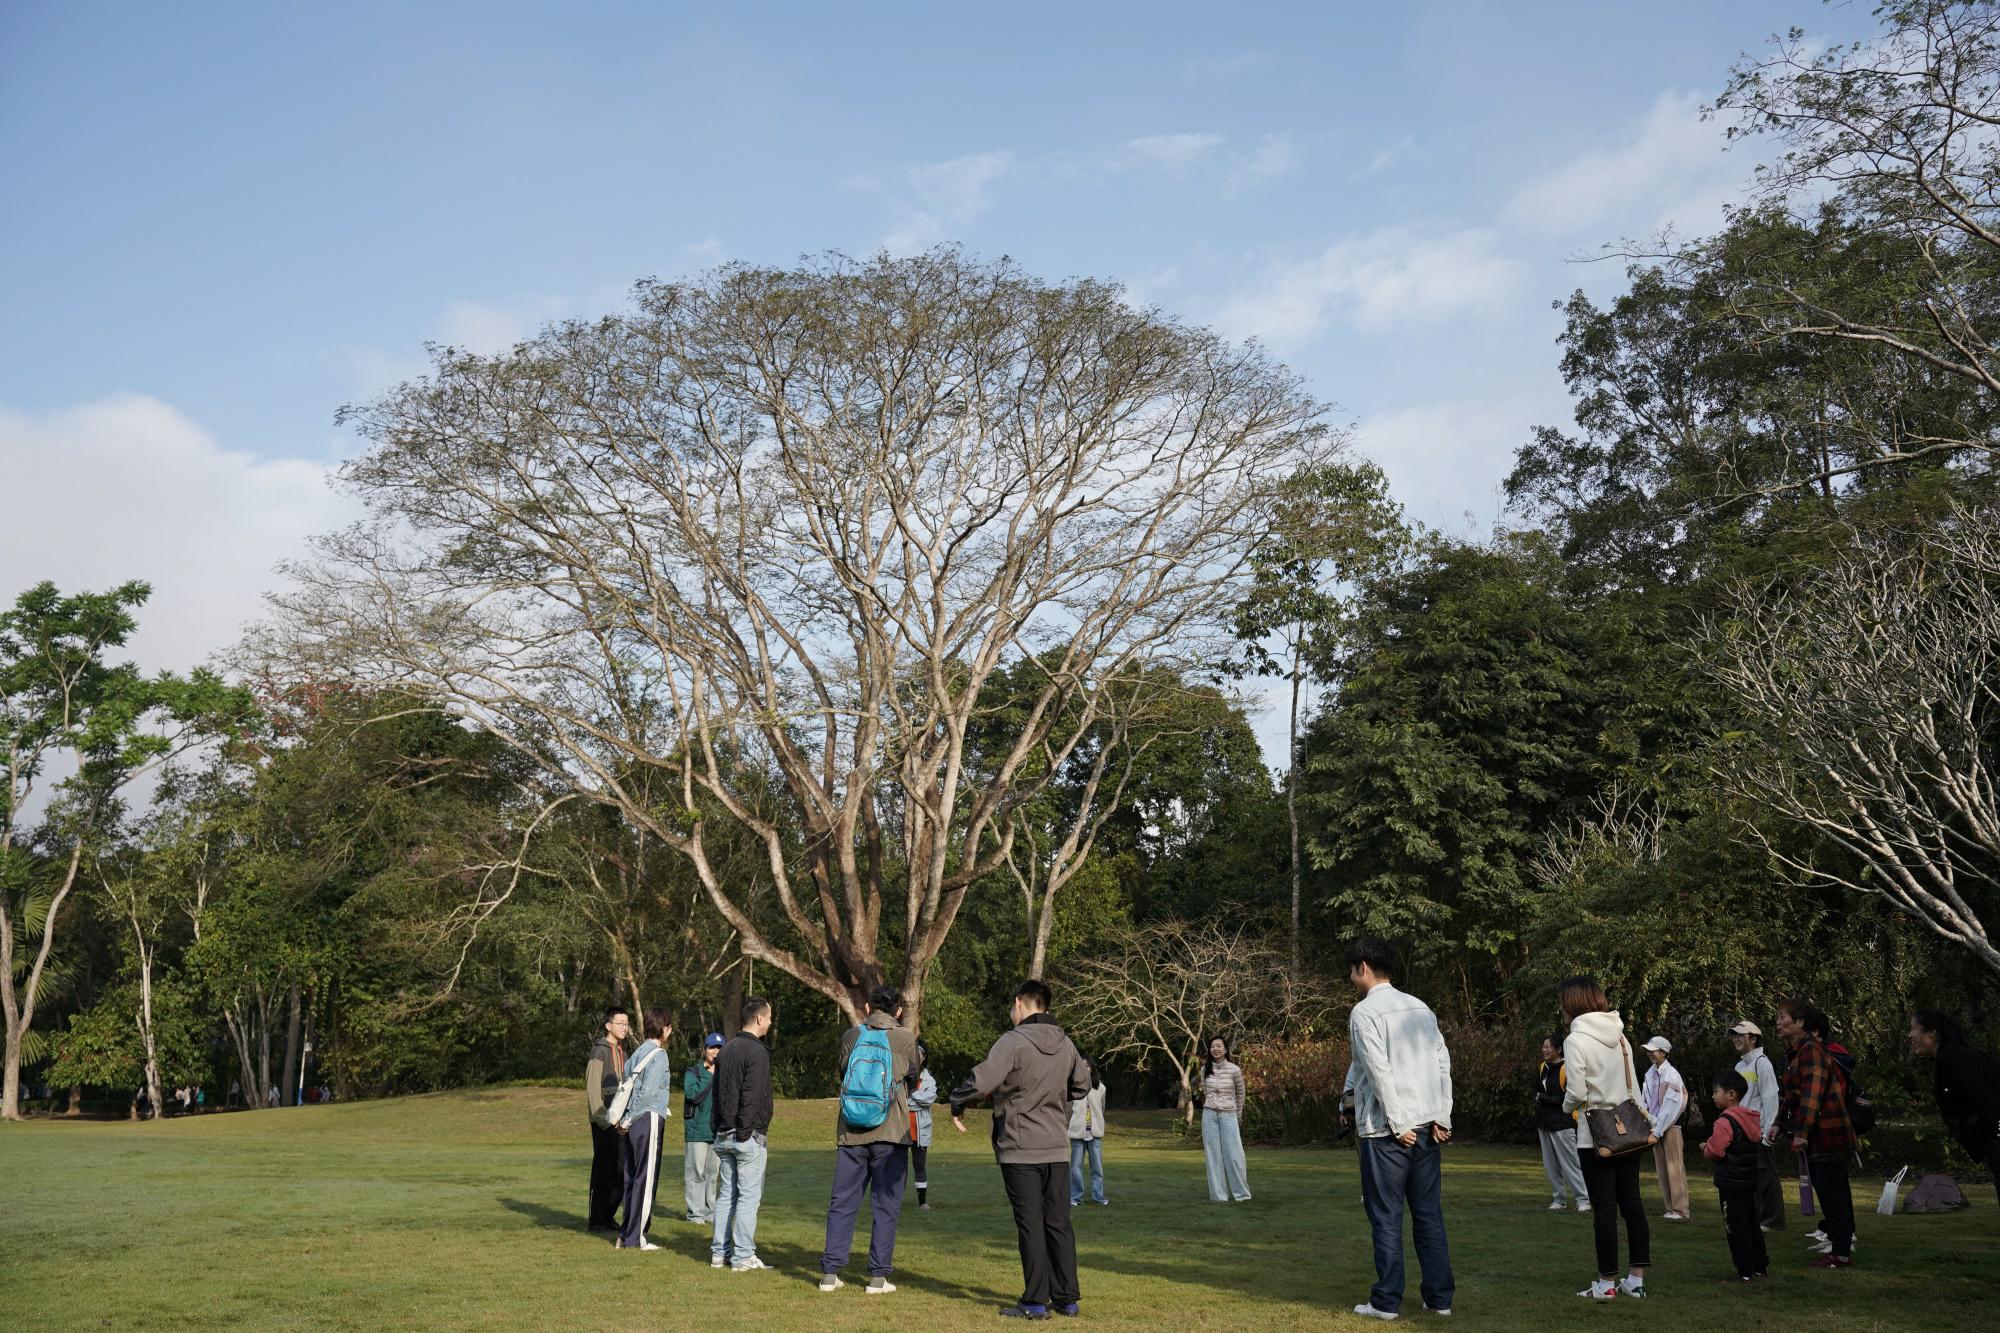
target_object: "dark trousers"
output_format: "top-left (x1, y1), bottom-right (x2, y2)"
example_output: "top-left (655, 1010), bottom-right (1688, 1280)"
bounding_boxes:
top-left (1985, 1141), bottom-right (2000, 1207)
top-left (1356, 1130), bottom-right (1454, 1315)
top-left (588, 1120), bottom-right (626, 1228)
top-left (1000, 1162), bottom-right (1079, 1310)
top-left (1753, 1141), bottom-right (1786, 1229)
top-left (1718, 1185), bottom-right (1769, 1276)
top-left (820, 1142), bottom-right (910, 1277)
top-left (912, 1144), bottom-right (930, 1201)
top-left (1578, 1148), bottom-right (1651, 1277)
top-left (617, 1112), bottom-right (666, 1248)
top-left (1808, 1155), bottom-right (1855, 1258)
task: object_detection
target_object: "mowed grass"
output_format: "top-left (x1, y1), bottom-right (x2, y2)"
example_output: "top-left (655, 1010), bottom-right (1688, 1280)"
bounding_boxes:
top-left (2, 1089), bottom-right (1994, 1330)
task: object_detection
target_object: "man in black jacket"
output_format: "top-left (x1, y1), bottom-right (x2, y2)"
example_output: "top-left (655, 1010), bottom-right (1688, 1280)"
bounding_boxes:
top-left (583, 1006), bottom-right (631, 1232)
top-left (711, 996), bottom-right (776, 1271)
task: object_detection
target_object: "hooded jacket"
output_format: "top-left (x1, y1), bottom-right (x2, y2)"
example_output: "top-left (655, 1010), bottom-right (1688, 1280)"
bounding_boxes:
top-left (1702, 1104), bottom-right (1762, 1190)
top-left (1935, 1041), bottom-right (2000, 1155)
top-left (948, 1013), bottom-right (1092, 1164)
top-left (1562, 1010), bottom-right (1644, 1152)
top-left (833, 1009), bottom-right (920, 1147)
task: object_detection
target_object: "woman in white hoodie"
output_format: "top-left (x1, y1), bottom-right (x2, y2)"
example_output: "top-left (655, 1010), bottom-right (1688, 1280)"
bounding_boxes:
top-left (1559, 977), bottom-right (1654, 1303)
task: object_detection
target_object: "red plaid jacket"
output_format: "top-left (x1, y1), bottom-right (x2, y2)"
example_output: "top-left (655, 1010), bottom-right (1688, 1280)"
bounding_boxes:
top-left (1780, 1036), bottom-right (1856, 1156)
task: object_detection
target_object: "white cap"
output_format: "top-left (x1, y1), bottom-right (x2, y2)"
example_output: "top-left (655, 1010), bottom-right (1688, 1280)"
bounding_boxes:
top-left (1641, 1036), bottom-right (1673, 1053)
top-left (1729, 1021), bottom-right (1762, 1037)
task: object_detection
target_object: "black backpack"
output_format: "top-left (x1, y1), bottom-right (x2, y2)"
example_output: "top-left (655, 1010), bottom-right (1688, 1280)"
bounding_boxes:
top-left (1833, 1051), bottom-right (1877, 1136)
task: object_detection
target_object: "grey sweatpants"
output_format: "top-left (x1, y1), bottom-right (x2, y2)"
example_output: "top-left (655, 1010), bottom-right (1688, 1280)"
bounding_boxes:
top-left (685, 1140), bottom-right (720, 1221)
top-left (1538, 1126), bottom-right (1586, 1204)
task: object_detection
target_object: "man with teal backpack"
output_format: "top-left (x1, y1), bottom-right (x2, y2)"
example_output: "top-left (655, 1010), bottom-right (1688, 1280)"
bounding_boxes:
top-left (818, 984), bottom-right (920, 1295)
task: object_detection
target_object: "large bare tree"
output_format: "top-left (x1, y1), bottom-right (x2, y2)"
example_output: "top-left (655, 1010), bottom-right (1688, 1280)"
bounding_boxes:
top-left (266, 250), bottom-right (1335, 1028)
top-left (1703, 504), bottom-right (2000, 977)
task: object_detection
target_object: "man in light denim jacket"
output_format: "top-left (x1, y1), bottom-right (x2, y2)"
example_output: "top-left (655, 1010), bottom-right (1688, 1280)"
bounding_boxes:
top-left (1341, 937), bottom-right (1455, 1322)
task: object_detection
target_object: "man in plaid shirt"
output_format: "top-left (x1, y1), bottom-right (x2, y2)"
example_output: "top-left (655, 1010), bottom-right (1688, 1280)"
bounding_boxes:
top-left (1777, 999), bottom-right (1856, 1268)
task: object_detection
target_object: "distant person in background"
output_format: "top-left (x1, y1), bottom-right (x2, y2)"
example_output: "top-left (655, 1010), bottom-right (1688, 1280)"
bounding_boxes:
top-left (1343, 936), bottom-right (1455, 1323)
top-left (1198, 1037), bottom-right (1251, 1203)
top-left (1699, 1071), bottom-right (1768, 1283)
top-left (1068, 1055), bottom-right (1108, 1207)
top-left (712, 996), bottom-right (777, 1272)
top-left (1560, 976), bottom-right (1652, 1303)
top-left (1729, 1020), bottom-right (1784, 1231)
top-left (614, 1008), bottom-right (675, 1252)
top-left (1535, 1035), bottom-right (1587, 1212)
top-left (584, 1005), bottom-right (632, 1233)
top-left (1909, 1009), bottom-right (2000, 1205)
top-left (1641, 1037), bottom-right (1690, 1220)
top-left (684, 1032), bottom-right (724, 1224)
top-left (909, 1040), bottom-right (938, 1211)
top-left (1776, 997), bottom-right (1855, 1269)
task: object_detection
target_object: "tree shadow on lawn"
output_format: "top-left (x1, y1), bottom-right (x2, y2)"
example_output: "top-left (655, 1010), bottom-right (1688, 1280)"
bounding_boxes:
top-left (498, 1197), bottom-right (591, 1232)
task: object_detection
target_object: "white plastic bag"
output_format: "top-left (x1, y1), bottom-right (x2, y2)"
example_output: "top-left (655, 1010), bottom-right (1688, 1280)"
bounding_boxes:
top-left (1876, 1165), bottom-right (1909, 1216)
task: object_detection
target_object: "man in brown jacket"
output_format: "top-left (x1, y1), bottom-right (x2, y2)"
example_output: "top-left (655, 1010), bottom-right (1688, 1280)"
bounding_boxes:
top-left (818, 984), bottom-right (921, 1295)
top-left (950, 979), bottom-right (1093, 1320)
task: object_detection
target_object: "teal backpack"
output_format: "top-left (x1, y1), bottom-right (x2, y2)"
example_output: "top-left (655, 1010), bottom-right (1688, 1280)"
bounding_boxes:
top-left (840, 1026), bottom-right (895, 1129)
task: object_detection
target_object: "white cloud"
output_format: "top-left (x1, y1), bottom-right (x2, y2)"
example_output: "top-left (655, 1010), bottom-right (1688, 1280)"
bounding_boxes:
top-left (1184, 52), bottom-right (1266, 80)
top-left (1214, 227), bottom-right (1525, 346)
top-left (1122, 133), bottom-right (1224, 170)
top-left (436, 293), bottom-right (571, 356)
top-left (0, 395), bottom-right (356, 676)
top-left (1361, 134), bottom-right (1419, 176)
top-left (879, 150), bottom-right (1016, 253)
top-left (1356, 391), bottom-right (1567, 536)
top-left (1229, 133), bottom-right (1299, 189)
top-left (1505, 89), bottom-right (1744, 236)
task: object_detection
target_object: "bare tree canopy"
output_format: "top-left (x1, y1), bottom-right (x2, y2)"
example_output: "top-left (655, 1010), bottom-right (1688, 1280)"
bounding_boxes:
top-left (263, 249), bottom-right (1337, 1027)
top-left (1703, 503), bottom-right (2000, 976)
top-left (1703, 0), bottom-right (2000, 484)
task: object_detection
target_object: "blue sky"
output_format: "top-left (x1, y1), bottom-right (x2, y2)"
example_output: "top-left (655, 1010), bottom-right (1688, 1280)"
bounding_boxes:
top-left (0, 0), bottom-right (1876, 751)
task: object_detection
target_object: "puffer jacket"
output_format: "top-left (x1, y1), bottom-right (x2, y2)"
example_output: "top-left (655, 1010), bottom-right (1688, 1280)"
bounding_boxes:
top-left (1562, 1010), bottom-right (1644, 1151)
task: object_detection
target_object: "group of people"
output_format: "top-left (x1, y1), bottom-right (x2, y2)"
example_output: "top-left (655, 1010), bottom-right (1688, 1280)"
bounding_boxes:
top-left (578, 949), bottom-right (1999, 1321)
top-left (581, 979), bottom-right (1118, 1317)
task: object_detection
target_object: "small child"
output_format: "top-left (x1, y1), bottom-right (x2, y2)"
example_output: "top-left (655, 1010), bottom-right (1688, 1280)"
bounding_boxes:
top-left (1700, 1071), bottom-right (1769, 1282)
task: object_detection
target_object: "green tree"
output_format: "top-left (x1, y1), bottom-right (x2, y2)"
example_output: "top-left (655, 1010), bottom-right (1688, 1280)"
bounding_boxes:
top-left (0, 581), bottom-right (250, 1120)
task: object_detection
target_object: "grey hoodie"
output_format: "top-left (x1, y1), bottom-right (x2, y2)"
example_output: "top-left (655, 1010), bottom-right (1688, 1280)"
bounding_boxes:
top-left (949, 1014), bottom-right (1092, 1165)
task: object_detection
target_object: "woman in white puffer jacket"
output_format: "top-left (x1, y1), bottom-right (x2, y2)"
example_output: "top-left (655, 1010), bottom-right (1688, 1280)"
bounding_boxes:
top-left (1559, 977), bottom-right (1655, 1303)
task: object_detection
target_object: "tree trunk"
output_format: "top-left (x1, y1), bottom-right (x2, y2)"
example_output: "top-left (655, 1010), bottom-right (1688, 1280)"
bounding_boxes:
top-left (66, 1084), bottom-right (84, 1116)
top-left (1287, 636), bottom-right (1304, 975)
top-left (255, 989), bottom-right (274, 1108)
top-left (280, 984), bottom-right (303, 1108)
top-left (719, 956), bottom-right (745, 1038)
top-left (136, 961), bottom-right (163, 1123)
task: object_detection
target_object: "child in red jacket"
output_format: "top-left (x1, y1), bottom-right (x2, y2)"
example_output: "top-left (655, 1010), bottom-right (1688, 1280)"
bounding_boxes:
top-left (1701, 1071), bottom-right (1768, 1281)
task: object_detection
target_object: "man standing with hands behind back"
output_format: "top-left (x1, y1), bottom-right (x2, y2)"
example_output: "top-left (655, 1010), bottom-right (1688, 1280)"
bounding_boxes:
top-left (1343, 937), bottom-right (1455, 1323)
top-left (949, 979), bottom-right (1093, 1321)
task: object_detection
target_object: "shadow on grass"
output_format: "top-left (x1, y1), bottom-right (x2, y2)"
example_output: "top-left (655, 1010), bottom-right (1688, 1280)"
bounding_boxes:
top-left (499, 1197), bottom-right (591, 1232)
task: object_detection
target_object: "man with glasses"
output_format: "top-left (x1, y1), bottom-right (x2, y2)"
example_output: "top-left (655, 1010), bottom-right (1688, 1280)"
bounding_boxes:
top-left (586, 1006), bottom-right (633, 1232)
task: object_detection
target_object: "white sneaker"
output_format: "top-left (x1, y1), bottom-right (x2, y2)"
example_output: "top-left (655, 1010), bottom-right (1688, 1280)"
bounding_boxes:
top-left (1351, 1304), bottom-right (1400, 1321)
top-left (710, 1255), bottom-right (725, 1268)
top-left (731, 1257), bottom-right (772, 1272)
top-left (1578, 1279), bottom-right (1617, 1301)
top-left (1806, 1229), bottom-right (1827, 1245)
top-left (1576, 1201), bottom-right (1592, 1213)
top-left (865, 1277), bottom-right (897, 1295)
top-left (1548, 1199), bottom-right (1567, 1211)
top-left (818, 1273), bottom-right (844, 1292)
top-left (1422, 1304), bottom-right (1452, 1316)
top-left (1619, 1276), bottom-right (1646, 1299)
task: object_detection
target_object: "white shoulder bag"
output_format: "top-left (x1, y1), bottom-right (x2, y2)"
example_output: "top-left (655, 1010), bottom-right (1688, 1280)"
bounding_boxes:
top-left (608, 1045), bottom-right (664, 1127)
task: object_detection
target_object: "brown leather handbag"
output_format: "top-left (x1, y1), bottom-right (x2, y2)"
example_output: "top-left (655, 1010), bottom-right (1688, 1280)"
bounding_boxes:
top-left (1585, 1037), bottom-right (1654, 1157)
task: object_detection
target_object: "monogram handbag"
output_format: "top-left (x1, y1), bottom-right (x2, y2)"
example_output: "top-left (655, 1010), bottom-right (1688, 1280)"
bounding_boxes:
top-left (1585, 1036), bottom-right (1654, 1157)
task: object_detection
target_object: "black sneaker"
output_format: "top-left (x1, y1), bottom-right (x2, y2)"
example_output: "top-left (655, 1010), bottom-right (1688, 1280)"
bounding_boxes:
top-left (1055, 1303), bottom-right (1080, 1317)
top-left (1000, 1305), bottom-right (1052, 1320)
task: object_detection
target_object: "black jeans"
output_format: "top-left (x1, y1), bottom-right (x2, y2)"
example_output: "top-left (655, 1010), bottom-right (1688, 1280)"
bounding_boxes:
top-left (1808, 1155), bottom-right (1855, 1258)
top-left (588, 1120), bottom-right (626, 1228)
top-left (1578, 1148), bottom-right (1651, 1278)
top-left (999, 1162), bottom-right (1079, 1309)
top-left (1718, 1185), bottom-right (1769, 1276)
top-left (912, 1144), bottom-right (930, 1200)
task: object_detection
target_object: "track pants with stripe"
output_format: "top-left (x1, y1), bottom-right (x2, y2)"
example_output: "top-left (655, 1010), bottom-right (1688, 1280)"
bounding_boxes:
top-left (618, 1112), bottom-right (666, 1248)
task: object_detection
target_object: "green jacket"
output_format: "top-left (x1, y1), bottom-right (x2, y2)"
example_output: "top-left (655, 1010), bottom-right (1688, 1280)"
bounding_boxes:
top-left (683, 1065), bottom-right (716, 1143)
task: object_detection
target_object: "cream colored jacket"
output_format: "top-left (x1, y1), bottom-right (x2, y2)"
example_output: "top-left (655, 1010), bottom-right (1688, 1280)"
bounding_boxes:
top-left (1562, 1010), bottom-right (1643, 1151)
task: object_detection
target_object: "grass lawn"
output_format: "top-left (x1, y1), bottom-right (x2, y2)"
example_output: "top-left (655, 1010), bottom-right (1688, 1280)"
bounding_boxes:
top-left (2, 1088), bottom-right (1993, 1330)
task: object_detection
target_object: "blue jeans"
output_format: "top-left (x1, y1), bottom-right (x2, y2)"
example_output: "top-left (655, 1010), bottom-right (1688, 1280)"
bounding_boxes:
top-left (711, 1135), bottom-right (768, 1263)
top-left (1069, 1138), bottom-right (1105, 1204)
top-left (1357, 1130), bottom-right (1454, 1314)
top-left (1201, 1109), bottom-right (1250, 1201)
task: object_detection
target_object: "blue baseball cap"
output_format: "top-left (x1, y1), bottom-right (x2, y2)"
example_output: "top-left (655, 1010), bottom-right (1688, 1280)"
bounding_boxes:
top-left (704, 1032), bottom-right (725, 1048)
